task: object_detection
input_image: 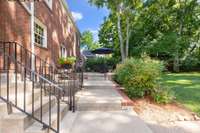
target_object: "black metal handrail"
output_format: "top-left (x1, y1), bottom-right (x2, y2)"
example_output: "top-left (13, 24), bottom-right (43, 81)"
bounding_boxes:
top-left (0, 41), bottom-right (78, 108)
top-left (1, 52), bottom-right (62, 132)
top-left (0, 41), bottom-right (83, 133)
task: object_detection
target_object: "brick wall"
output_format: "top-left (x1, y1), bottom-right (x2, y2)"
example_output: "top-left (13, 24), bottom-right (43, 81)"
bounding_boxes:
top-left (0, 0), bottom-right (80, 69)
top-left (0, 0), bottom-right (31, 50)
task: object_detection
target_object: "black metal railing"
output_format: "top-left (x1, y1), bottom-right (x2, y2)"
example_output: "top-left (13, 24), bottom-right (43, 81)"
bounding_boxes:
top-left (0, 41), bottom-right (83, 133)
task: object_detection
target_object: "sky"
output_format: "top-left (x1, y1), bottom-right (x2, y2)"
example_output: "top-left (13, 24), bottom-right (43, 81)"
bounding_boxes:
top-left (66, 0), bottom-right (109, 41)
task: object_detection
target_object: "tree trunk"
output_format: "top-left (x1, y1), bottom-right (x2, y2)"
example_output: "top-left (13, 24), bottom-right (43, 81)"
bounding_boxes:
top-left (173, 0), bottom-right (186, 72)
top-left (173, 49), bottom-right (180, 72)
top-left (117, 4), bottom-right (125, 62)
top-left (125, 17), bottom-right (131, 58)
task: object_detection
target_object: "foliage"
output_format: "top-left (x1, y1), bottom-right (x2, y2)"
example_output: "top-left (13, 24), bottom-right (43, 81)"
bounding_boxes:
top-left (90, 0), bottom-right (200, 72)
top-left (85, 57), bottom-right (119, 73)
top-left (81, 30), bottom-right (101, 50)
top-left (58, 57), bottom-right (76, 65)
top-left (114, 57), bottom-right (174, 103)
top-left (181, 55), bottom-right (200, 71)
top-left (151, 85), bottom-right (175, 104)
top-left (89, 0), bottom-right (143, 61)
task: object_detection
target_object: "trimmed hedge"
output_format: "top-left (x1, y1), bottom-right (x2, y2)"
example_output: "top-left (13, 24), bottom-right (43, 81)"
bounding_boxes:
top-left (85, 57), bottom-right (119, 73)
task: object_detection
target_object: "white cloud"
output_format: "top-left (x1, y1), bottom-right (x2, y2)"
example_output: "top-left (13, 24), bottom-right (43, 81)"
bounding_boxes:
top-left (71, 11), bottom-right (83, 21)
top-left (90, 29), bottom-right (98, 35)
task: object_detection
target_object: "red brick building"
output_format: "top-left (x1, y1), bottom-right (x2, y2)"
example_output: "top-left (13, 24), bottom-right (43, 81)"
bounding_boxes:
top-left (0, 0), bottom-right (80, 67)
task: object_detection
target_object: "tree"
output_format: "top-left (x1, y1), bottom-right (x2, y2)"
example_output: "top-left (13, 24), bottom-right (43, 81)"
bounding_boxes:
top-left (89, 0), bottom-right (141, 62)
top-left (81, 30), bottom-right (101, 50)
top-left (90, 0), bottom-right (200, 71)
top-left (98, 14), bottom-right (120, 57)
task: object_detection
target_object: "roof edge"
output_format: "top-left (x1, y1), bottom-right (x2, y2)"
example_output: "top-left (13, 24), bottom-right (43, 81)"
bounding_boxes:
top-left (60, 0), bottom-right (81, 35)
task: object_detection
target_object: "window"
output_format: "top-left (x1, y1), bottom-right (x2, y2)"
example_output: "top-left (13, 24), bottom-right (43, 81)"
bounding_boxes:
top-left (44, 0), bottom-right (53, 10)
top-left (60, 45), bottom-right (67, 58)
top-left (34, 19), bottom-right (47, 48)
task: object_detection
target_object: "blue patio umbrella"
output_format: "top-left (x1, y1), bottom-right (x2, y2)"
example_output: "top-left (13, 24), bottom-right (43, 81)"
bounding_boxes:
top-left (91, 48), bottom-right (113, 55)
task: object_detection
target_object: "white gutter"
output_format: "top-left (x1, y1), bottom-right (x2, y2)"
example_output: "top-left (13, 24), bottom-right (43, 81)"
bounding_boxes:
top-left (30, 2), bottom-right (35, 75)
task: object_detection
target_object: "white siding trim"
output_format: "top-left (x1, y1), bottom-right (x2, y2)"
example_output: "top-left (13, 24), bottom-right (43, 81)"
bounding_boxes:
top-left (20, 2), bottom-right (32, 15)
top-left (44, 0), bottom-right (53, 10)
top-left (31, 2), bottom-right (35, 72)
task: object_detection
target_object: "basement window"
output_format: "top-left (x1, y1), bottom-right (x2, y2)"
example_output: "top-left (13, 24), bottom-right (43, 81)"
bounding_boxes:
top-left (34, 19), bottom-right (47, 48)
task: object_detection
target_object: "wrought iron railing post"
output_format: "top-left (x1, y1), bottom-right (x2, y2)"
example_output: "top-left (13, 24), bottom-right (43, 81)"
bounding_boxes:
top-left (72, 68), bottom-right (76, 112)
top-left (14, 42), bottom-right (18, 106)
top-left (57, 89), bottom-right (61, 133)
top-left (24, 50), bottom-right (27, 112)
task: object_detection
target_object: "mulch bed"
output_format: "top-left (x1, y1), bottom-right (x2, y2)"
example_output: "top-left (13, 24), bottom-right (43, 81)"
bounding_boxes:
top-left (113, 81), bottom-right (200, 124)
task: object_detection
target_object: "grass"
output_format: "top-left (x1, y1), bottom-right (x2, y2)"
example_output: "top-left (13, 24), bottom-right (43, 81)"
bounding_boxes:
top-left (161, 72), bottom-right (200, 116)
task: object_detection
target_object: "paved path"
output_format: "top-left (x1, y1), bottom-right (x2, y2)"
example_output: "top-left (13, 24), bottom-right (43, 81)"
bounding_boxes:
top-left (61, 73), bottom-right (153, 133)
top-left (61, 111), bottom-right (153, 133)
top-left (76, 80), bottom-right (123, 111)
top-left (148, 121), bottom-right (200, 133)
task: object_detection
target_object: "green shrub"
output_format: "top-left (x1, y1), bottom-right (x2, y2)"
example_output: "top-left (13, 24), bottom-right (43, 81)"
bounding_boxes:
top-left (151, 85), bottom-right (175, 104)
top-left (58, 57), bottom-right (76, 65)
top-left (85, 57), bottom-right (119, 73)
top-left (115, 57), bottom-right (174, 103)
top-left (180, 56), bottom-right (200, 72)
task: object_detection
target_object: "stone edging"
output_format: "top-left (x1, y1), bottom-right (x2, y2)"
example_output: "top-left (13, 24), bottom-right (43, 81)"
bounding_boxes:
top-left (112, 81), bottom-right (134, 107)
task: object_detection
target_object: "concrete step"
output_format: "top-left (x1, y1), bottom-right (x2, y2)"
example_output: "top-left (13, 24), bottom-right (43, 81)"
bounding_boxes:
top-left (0, 100), bottom-right (8, 117)
top-left (1, 89), bottom-right (41, 108)
top-left (84, 73), bottom-right (107, 81)
top-left (85, 73), bottom-right (107, 77)
top-left (0, 73), bottom-right (22, 83)
top-left (25, 103), bottom-right (69, 133)
top-left (76, 89), bottom-right (123, 111)
top-left (83, 80), bottom-right (115, 90)
top-left (60, 111), bottom-right (78, 133)
top-left (0, 96), bottom-right (56, 133)
top-left (0, 82), bottom-right (34, 96)
top-left (84, 73), bottom-right (114, 81)
top-left (60, 111), bottom-right (153, 133)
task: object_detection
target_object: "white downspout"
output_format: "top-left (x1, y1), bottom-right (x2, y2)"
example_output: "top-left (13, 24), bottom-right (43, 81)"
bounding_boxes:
top-left (30, 2), bottom-right (35, 74)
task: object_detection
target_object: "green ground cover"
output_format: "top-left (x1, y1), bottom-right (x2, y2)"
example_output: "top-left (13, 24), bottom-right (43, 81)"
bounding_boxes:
top-left (162, 73), bottom-right (200, 115)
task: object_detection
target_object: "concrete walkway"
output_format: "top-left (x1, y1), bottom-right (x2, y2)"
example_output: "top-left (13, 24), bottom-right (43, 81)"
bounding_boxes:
top-left (76, 80), bottom-right (123, 111)
top-left (61, 73), bottom-right (153, 133)
top-left (61, 111), bottom-right (153, 133)
top-left (148, 121), bottom-right (200, 133)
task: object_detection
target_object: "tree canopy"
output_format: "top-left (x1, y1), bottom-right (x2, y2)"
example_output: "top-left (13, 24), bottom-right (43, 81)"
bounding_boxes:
top-left (80, 30), bottom-right (101, 50)
top-left (89, 0), bottom-right (200, 72)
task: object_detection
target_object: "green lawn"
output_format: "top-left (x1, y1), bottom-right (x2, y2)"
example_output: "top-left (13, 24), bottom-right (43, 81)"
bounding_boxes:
top-left (162, 72), bottom-right (200, 115)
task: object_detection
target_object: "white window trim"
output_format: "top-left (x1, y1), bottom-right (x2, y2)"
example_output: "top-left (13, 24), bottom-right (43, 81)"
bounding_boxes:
top-left (20, 2), bottom-right (32, 14)
top-left (34, 18), bottom-right (47, 48)
top-left (44, 0), bottom-right (53, 10)
top-left (60, 45), bottom-right (67, 58)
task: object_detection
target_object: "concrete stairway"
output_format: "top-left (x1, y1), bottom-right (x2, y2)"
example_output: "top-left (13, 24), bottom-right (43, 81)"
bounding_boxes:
top-left (76, 73), bottom-right (122, 111)
top-left (76, 80), bottom-right (123, 111)
top-left (59, 73), bottom-right (153, 133)
top-left (0, 73), bottom-right (153, 133)
top-left (0, 78), bottom-right (69, 133)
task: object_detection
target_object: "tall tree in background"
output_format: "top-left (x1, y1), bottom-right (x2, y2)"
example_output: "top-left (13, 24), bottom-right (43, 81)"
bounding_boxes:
top-left (89, 0), bottom-right (141, 62)
top-left (81, 30), bottom-right (100, 50)
top-left (98, 14), bottom-right (120, 56)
